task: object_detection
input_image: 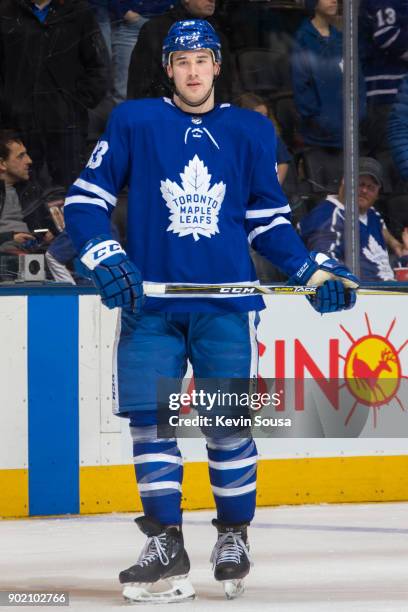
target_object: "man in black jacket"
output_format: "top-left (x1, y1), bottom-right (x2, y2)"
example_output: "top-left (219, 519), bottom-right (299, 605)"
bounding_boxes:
top-left (0, 0), bottom-right (108, 188)
top-left (126, 0), bottom-right (238, 102)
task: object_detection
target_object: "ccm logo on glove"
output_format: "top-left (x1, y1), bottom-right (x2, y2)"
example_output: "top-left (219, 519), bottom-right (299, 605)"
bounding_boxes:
top-left (81, 240), bottom-right (126, 270)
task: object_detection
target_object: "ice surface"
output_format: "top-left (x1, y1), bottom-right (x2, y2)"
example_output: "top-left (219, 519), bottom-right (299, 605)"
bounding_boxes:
top-left (1, 503), bottom-right (408, 611)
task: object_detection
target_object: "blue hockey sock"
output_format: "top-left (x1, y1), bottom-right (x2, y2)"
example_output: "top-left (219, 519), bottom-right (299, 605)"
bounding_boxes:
top-left (207, 437), bottom-right (258, 524)
top-left (130, 426), bottom-right (183, 525)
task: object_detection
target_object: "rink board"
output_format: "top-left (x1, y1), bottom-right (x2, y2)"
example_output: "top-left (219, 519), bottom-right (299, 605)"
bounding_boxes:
top-left (0, 289), bottom-right (407, 517)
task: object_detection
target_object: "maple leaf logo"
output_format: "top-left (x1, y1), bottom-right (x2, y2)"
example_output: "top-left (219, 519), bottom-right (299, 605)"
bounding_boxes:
top-left (160, 155), bottom-right (226, 241)
top-left (362, 235), bottom-right (394, 281)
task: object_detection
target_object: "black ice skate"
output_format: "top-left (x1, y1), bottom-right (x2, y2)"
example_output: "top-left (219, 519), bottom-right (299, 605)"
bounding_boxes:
top-left (119, 515), bottom-right (195, 603)
top-left (210, 519), bottom-right (252, 600)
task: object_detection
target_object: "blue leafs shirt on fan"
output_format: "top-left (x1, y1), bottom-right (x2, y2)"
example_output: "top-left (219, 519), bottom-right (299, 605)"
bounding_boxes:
top-left (298, 195), bottom-right (394, 282)
top-left (64, 97), bottom-right (311, 312)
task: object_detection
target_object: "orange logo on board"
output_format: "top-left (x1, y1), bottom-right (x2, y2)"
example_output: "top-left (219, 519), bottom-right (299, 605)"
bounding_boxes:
top-left (344, 338), bottom-right (400, 405)
top-left (340, 314), bottom-right (407, 427)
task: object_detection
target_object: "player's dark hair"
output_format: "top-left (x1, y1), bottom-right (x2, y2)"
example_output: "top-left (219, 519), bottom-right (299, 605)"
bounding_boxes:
top-left (0, 129), bottom-right (24, 160)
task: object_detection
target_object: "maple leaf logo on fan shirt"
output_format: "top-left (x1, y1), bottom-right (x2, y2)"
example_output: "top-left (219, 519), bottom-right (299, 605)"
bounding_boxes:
top-left (160, 155), bottom-right (226, 241)
top-left (362, 235), bottom-right (394, 281)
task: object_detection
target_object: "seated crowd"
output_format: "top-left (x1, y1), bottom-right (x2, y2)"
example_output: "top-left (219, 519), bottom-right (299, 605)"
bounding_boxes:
top-left (0, 0), bottom-right (407, 284)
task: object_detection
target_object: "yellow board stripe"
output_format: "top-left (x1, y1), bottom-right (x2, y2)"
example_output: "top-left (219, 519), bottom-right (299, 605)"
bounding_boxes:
top-left (80, 465), bottom-right (139, 514)
top-left (256, 455), bottom-right (408, 506)
top-left (0, 469), bottom-right (29, 517)
top-left (79, 455), bottom-right (408, 514)
top-left (2, 456), bottom-right (408, 518)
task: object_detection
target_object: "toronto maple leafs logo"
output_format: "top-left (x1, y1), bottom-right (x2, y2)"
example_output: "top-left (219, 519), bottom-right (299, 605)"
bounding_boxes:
top-left (160, 155), bottom-right (226, 241)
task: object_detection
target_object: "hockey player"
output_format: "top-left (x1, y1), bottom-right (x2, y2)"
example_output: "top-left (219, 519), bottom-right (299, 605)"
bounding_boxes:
top-left (64, 20), bottom-right (359, 603)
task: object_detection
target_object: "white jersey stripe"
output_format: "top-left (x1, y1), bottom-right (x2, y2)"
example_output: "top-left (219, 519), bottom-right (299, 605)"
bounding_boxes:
top-left (211, 482), bottom-right (256, 497)
top-left (373, 26), bottom-right (393, 37)
top-left (365, 74), bottom-right (405, 82)
top-left (208, 456), bottom-right (258, 470)
top-left (133, 453), bottom-right (183, 466)
top-left (138, 481), bottom-right (182, 493)
top-left (367, 88), bottom-right (399, 96)
top-left (64, 195), bottom-right (108, 210)
top-left (247, 216), bottom-right (290, 244)
top-left (74, 178), bottom-right (117, 206)
top-left (245, 204), bottom-right (291, 219)
top-left (379, 29), bottom-right (400, 49)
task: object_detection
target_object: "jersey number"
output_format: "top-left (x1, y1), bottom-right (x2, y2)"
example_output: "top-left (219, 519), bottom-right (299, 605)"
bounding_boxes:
top-left (86, 140), bottom-right (109, 169)
top-left (376, 8), bottom-right (396, 27)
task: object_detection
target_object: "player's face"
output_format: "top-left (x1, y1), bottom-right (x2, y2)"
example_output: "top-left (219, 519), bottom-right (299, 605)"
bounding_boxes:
top-left (183, 0), bottom-right (216, 17)
top-left (167, 50), bottom-right (220, 110)
top-left (357, 175), bottom-right (380, 212)
top-left (316, 0), bottom-right (338, 17)
top-left (0, 141), bottom-right (32, 183)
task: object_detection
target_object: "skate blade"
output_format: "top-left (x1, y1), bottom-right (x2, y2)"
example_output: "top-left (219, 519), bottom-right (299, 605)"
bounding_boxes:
top-left (223, 579), bottom-right (245, 600)
top-left (123, 575), bottom-right (196, 604)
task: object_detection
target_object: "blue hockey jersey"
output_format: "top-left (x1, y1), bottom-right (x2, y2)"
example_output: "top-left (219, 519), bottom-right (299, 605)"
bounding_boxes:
top-left (360, 0), bottom-right (408, 104)
top-left (298, 195), bottom-right (394, 281)
top-left (64, 98), bottom-right (310, 312)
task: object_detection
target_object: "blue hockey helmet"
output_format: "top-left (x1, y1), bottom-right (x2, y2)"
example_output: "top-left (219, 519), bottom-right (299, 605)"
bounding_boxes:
top-left (162, 19), bottom-right (222, 67)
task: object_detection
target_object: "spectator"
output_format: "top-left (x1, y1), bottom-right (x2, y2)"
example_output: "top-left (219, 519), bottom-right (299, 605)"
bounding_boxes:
top-left (126, 0), bottom-right (238, 102)
top-left (291, 0), bottom-right (366, 149)
top-left (0, 130), bottom-right (56, 254)
top-left (388, 73), bottom-right (408, 178)
top-left (298, 157), bottom-right (405, 281)
top-left (89, 0), bottom-right (174, 106)
top-left (235, 93), bottom-right (292, 184)
top-left (359, 0), bottom-right (408, 155)
top-left (0, 0), bottom-right (108, 188)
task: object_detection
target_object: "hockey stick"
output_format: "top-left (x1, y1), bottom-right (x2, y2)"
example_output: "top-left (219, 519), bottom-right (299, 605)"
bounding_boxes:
top-left (143, 282), bottom-right (408, 297)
